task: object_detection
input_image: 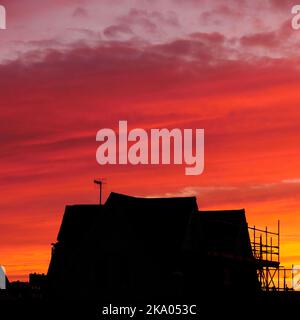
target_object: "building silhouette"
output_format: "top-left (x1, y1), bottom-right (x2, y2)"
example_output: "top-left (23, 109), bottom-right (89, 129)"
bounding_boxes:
top-left (47, 192), bottom-right (258, 300)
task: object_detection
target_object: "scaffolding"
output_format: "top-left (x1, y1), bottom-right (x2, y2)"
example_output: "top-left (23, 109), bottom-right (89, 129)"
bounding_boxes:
top-left (249, 221), bottom-right (294, 291)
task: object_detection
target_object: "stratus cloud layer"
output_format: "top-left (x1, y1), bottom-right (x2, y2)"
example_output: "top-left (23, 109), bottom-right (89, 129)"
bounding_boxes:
top-left (0, 0), bottom-right (300, 280)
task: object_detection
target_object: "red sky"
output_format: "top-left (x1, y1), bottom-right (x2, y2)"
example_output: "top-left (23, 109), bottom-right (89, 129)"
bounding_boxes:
top-left (1, 0), bottom-right (300, 281)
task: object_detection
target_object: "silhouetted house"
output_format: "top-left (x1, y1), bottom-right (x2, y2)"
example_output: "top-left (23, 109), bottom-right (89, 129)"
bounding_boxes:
top-left (29, 273), bottom-right (47, 299)
top-left (47, 192), bottom-right (258, 300)
top-left (8, 281), bottom-right (30, 300)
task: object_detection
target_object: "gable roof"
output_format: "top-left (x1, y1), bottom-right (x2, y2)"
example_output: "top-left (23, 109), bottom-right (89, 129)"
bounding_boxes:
top-left (57, 204), bottom-right (102, 244)
top-left (198, 209), bottom-right (253, 257)
top-left (103, 192), bottom-right (198, 252)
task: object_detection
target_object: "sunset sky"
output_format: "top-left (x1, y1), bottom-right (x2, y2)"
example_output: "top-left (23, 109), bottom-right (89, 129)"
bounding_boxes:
top-left (1, 0), bottom-right (300, 281)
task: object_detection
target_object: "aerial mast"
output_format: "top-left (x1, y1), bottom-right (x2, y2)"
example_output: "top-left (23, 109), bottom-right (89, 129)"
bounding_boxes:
top-left (94, 179), bottom-right (106, 205)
